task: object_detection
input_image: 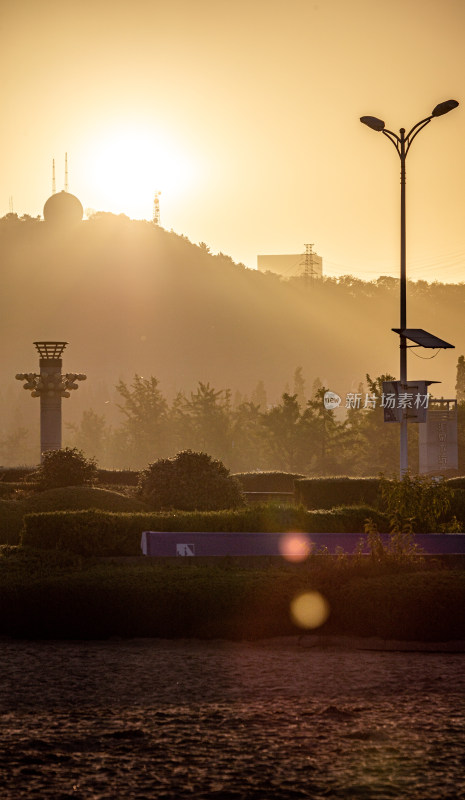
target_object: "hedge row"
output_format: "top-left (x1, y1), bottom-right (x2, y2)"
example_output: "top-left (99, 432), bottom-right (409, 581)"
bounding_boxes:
top-left (0, 557), bottom-right (463, 641)
top-left (21, 505), bottom-right (389, 556)
top-left (295, 477), bottom-right (382, 510)
top-left (0, 500), bottom-right (25, 545)
top-left (0, 467), bottom-right (141, 485)
top-left (232, 471), bottom-right (306, 492)
top-left (96, 469), bottom-right (140, 486)
top-left (0, 487), bottom-right (151, 546)
top-left (0, 467), bottom-right (34, 482)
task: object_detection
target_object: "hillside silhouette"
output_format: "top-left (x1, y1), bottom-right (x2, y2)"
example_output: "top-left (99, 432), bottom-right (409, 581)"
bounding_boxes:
top-left (0, 213), bottom-right (463, 460)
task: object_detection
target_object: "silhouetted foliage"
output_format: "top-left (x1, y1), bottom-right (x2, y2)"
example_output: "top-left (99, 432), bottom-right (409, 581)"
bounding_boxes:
top-left (31, 447), bottom-right (97, 490)
top-left (138, 450), bottom-right (244, 511)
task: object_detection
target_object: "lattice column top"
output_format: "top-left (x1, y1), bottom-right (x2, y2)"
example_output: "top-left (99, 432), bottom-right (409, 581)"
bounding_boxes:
top-left (33, 341), bottom-right (68, 360)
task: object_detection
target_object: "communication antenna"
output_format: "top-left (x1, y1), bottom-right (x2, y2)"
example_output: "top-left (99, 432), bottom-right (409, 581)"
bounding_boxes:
top-left (153, 191), bottom-right (161, 225)
top-left (52, 159), bottom-right (56, 194)
top-left (8, 196), bottom-right (14, 213)
top-left (64, 153), bottom-right (69, 192)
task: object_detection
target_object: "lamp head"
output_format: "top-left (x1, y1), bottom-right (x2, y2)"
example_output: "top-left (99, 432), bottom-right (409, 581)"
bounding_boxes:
top-left (360, 115), bottom-right (385, 132)
top-left (432, 99), bottom-right (459, 117)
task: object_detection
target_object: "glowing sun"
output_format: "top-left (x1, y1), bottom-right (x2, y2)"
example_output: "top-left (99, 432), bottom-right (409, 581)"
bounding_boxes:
top-left (85, 123), bottom-right (197, 220)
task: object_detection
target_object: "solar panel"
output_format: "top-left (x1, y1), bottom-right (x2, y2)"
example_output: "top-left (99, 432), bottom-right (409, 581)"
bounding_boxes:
top-left (391, 328), bottom-right (454, 349)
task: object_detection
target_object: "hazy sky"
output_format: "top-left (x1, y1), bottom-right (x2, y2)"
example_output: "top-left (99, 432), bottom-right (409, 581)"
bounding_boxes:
top-left (2, 0), bottom-right (464, 281)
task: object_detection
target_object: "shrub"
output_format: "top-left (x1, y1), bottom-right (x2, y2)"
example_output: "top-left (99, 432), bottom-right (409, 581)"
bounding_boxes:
top-left (379, 473), bottom-right (454, 533)
top-left (138, 450), bottom-right (245, 511)
top-left (295, 477), bottom-right (382, 510)
top-left (31, 448), bottom-right (98, 491)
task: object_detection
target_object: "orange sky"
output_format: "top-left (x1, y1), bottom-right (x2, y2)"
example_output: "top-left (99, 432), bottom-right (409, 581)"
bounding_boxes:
top-left (2, 0), bottom-right (464, 281)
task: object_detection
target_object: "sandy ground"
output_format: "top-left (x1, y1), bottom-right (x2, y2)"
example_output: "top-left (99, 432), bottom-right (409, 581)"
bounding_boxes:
top-left (0, 637), bottom-right (464, 799)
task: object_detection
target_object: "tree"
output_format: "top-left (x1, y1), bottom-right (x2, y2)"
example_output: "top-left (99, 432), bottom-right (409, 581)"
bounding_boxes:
top-left (31, 447), bottom-right (97, 490)
top-left (293, 366), bottom-right (306, 409)
top-left (343, 374), bottom-right (400, 475)
top-left (250, 380), bottom-right (267, 409)
top-left (66, 409), bottom-right (109, 464)
top-left (261, 393), bottom-right (306, 472)
top-left (0, 427), bottom-right (30, 467)
top-left (305, 386), bottom-right (345, 475)
top-left (115, 375), bottom-right (168, 468)
top-left (230, 401), bottom-right (266, 472)
top-left (171, 382), bottom-right (232, 463)
top-left (138, 450), bottom-right (244, 511)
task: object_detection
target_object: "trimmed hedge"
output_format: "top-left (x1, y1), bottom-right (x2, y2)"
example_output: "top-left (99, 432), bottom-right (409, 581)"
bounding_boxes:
top-left (233, 471), bottom-right (306, 492)
top-left (445, 477), bottom-right (465, 491)
top-left (21, 504), bottom-right (389, 556)
top-left (0, 499), bottom-right (25, 545)
top-left (0, 487), bottom-right (151, 547)
top-left (0, 467), bottom-right (34, 482)
top-left (22, 486), bottom-right (150, 514)
top-left (295, 477), bottom-right (382, 510)
top-left (97, 469), bottom-right (139, 486)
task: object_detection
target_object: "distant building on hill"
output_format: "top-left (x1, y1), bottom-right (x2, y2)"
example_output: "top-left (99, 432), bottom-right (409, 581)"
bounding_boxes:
top-left (257, 245), bottom-right (323, 280)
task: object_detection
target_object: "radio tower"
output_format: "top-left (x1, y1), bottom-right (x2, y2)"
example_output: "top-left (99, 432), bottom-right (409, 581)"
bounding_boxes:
top-left (64, 153), bottom-right (69, 192)
top-left (52, 159), bottom-right (56, 194)
top-left (153, 191), bottom-right (161, 225)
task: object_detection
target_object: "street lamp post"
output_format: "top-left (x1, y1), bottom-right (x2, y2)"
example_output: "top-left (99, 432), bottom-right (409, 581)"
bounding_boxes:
top-left (360, 100), bottom-right (459, 477)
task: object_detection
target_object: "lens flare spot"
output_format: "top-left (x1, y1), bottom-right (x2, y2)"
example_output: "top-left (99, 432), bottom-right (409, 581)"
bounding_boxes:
top-left (290, 591), bottom-right (330, 629)
top-left (279, 533), bottom-right (312, 562)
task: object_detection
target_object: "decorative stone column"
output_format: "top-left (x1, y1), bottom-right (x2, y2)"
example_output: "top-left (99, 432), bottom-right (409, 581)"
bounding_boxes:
top-left (16, 341), bottom-right (86, 461)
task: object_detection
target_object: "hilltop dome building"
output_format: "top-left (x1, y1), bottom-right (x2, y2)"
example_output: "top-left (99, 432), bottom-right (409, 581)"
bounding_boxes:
top-left (43, 190), bottom-right (83, 226)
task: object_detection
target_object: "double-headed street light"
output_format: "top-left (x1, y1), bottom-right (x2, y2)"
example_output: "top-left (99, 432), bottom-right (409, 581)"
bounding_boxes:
top-left (360, 99), bottom-right (459, 477)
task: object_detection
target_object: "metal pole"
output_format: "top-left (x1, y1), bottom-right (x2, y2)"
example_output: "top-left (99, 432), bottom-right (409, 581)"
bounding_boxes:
top-left (361, 100), bottom-right (458, 480)
top-left (399, 128), bottom-right (408, 477)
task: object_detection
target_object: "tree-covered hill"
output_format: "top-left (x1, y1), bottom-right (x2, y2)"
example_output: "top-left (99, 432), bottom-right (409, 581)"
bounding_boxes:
top-left (0, 212), bottom-right (463, 462)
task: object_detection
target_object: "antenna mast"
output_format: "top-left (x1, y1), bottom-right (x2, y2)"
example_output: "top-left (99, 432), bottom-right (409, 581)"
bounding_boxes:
top-left (8, 196), bottom-right (14, 213)
top-left (153, 191), bottom-right (161, 225)
top-left (52, 159), bottom-right (56, 194)
top-left (64, 153), bottom-right (69, 192)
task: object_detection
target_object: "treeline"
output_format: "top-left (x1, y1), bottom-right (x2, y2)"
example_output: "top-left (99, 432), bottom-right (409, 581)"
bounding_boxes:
top-left (62, 366), bottom-right (465, 475)
top-left (1, 372), bottom-right (407, 474)
top-left (3, 363), bottom-right (465, 474)
top-left (1, 211), bottom-right (463, 421)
